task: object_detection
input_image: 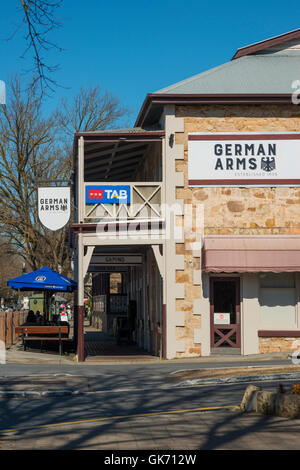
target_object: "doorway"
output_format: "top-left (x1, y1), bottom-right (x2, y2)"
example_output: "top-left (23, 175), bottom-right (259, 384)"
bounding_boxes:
top-left (210, 277), bottom-right (240, 349)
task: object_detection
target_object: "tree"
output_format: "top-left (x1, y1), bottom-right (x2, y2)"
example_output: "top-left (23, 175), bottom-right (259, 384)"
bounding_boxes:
top-left (11, 0), bottom-right (64, 93)
top-left (55, 85), bottom-right (131, 137)
top-left (0, 238), bottom-right (23, 302)
top-left (0, 78), bottom-right (131, 276)
top-left (0, 76), bottom-right (70, 272)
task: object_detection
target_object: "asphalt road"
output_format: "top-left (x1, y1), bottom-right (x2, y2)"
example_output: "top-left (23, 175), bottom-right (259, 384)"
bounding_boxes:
top-left (0, 361), bottom-right (299, 450)
top-left (0, 382), bottom-right (242, 428)
top-left (0, 375), bottom-right (299, 450)
top-left (0, 359), bottom-right (293, 390)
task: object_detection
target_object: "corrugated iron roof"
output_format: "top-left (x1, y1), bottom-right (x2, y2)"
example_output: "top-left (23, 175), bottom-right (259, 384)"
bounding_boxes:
top-left (155, 52), bottom-right (300, 95)
top-left (78, 127), bottom-right (156, 134)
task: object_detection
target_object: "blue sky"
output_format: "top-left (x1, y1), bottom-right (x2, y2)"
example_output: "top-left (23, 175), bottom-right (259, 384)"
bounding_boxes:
top-left (1, 0), bottom-right (300, 126)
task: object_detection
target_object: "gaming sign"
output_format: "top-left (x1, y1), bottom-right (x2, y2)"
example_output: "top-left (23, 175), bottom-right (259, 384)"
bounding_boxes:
top-left (86, 185), bottom-right (131, 204)
top-left (188, 133), bottom-right (300, 186)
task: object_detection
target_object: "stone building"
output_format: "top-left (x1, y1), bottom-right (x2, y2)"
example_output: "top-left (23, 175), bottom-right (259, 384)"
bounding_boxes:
top-left (72, 28), bottom-right (300, 361)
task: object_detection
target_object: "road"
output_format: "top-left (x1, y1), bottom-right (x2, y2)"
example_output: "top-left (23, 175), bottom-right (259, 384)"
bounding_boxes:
top-left (0, 361), bottom-right (299, 450)
top-left (0, 358), bottom-right (293, 388)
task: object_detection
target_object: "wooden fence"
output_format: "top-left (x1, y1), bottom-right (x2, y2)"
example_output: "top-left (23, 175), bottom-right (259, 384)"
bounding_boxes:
top-left (0, 310), bottom-right (27, 347)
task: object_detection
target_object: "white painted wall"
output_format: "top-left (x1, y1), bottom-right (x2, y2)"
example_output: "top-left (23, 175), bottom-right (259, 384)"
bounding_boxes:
top-left (241, 273), bottom-right (260, 355)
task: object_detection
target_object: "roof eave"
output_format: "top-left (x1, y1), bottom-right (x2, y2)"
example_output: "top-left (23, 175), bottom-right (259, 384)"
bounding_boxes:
top-left (74, 129), bottom-right (165, 144)
top-left (135, 93), bottom-right (295, 127)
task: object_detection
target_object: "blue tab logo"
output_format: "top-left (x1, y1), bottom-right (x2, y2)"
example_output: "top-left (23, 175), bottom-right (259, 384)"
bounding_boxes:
top-left (86, 185), bottom-right (131, 204)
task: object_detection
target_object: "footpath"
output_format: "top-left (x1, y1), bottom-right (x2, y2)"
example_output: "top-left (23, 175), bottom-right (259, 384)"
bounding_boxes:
top-left (2, 318), bottom-right (300, 395)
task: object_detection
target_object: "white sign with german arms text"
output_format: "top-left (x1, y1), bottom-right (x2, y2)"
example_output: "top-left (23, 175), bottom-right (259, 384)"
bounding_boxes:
top-left (38, 187), bottom-right (70, 231)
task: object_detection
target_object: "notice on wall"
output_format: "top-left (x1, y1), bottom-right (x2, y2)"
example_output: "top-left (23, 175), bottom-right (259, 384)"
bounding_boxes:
top-left (38, 187), bottom-right (71, 231)
top-left (188, 133), bottom-right (300, 186)
top-left (214, 313), bottom-right (230, 325)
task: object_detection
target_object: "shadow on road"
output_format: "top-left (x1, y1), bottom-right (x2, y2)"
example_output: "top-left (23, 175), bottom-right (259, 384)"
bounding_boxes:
top-left (0, 379), bottom-right (300, 450)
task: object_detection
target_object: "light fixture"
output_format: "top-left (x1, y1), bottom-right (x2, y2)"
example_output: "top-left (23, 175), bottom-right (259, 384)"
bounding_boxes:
top-left (169, 133), bottom-right (174, 148)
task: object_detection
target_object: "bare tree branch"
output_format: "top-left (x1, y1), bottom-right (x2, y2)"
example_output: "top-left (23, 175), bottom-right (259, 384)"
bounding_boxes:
top-left (0, 76), bottom-right (70, 272)
top-left (0, 77), bottom-right (130, 282)
top-left (55, 85), bottom-right (132, 136)
top-left (19, 0), bottom-right (63, 93)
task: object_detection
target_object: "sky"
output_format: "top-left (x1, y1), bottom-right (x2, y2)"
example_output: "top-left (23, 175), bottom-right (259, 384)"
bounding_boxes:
top-left (1, 0), bottom-right (300, 127)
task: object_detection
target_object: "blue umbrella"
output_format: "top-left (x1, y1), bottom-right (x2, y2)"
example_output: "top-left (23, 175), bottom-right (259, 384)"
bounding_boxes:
top-left (7, 266), bottom-right (77, 292)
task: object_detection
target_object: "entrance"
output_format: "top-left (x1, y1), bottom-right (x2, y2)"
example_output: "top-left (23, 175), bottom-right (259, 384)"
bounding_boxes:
top-left (210, 277), bottom-right (240, 349)
top-left (82, 247), bottom-right (163, 359)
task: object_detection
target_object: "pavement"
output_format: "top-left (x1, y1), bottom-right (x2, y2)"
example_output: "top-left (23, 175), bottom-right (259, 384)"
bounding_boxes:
top-left (5, 336), bottom-right (291, 365)
top-left (2, 321), bottom-right (300, 395)
top-left (6, 319), bottom-right (295, 365)
top-left (5, 348), bottom-right (74, 365)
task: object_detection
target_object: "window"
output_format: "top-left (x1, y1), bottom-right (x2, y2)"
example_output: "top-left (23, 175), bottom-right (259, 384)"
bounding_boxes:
top-left (259, 273), bottom-right (296, 328)
top-left (109, 273), bottom-right (122, 294)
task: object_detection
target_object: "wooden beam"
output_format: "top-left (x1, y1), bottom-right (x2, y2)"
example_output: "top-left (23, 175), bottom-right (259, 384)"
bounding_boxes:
top-left (84, 154), bottom-right (144, 174)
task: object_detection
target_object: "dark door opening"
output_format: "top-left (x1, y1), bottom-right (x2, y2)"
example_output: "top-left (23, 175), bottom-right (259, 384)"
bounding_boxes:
top-left (210, 277), bottom-right (241, 348)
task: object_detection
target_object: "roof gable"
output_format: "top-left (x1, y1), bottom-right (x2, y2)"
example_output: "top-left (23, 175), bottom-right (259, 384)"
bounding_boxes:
top-left (232, 28), bottom-right (300, 59)
top-left (136, 29), bottom-right (300, 127)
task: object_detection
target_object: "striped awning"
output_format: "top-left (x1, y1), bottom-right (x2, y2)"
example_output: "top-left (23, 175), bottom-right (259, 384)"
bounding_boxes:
top-left (202, 235), bottom-right (300, 272)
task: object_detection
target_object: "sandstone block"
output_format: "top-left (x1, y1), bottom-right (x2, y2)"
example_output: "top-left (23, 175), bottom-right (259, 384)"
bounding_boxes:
top-left (227, 201), bottom-right (245, 212)
top-left (240, 385), bottom-right (262, 412)
top-left (275, 393), bottom-right (300, 418)
top-left (256, 391), bottom-right (277, 415)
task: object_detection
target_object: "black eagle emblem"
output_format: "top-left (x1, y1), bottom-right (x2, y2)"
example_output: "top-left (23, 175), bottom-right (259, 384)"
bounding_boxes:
top-left (261, 157), bottom-right (276, 172)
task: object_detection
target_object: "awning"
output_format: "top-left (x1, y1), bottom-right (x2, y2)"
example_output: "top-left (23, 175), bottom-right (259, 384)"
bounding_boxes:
top-left (7, 267), bottom-right (77, 292)
top-left (202, 235), bottom-right (300, 273)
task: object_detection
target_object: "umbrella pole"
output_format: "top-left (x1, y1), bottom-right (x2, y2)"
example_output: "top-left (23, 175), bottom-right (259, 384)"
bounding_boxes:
top-left (47, 291), bottom-right (51, 322)
top-left (46, 291), bottom-right (48, 322)
top-left (44, 291), bottom-right (50, 322)
top-left (43, 292), bottom-right (45, 321)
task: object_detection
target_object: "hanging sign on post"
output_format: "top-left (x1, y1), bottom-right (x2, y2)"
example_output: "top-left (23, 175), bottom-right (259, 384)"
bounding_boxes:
top-left (38, 187), bottom-right (71, 231)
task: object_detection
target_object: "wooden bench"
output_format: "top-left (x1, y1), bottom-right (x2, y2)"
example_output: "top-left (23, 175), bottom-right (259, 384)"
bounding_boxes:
top-left (15, 325), bottom-right (69, 355)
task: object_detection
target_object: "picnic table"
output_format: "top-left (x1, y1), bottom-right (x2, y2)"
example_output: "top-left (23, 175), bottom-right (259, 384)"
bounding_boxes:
top-left (15, 324), bottom-right (70, 355)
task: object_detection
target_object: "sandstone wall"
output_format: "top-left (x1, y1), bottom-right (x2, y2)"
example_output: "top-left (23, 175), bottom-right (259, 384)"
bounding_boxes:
top-left (176, 104), bottom-right (300, 235)
top-left (173, 104), bottom-right (300, 357)
top-left (259, 337), bottom-right (299, 353)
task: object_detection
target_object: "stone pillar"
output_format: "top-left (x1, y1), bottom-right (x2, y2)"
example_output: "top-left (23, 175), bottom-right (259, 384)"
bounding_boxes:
top-left (163, 106), bottom-right (186, 358)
